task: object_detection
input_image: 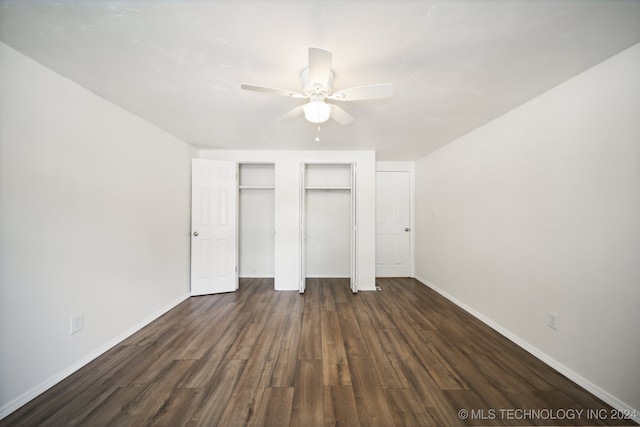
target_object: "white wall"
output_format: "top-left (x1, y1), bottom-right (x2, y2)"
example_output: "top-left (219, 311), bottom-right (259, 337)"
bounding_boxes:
top-left (415, 43), bottom-right (640, 415)
top-left (239, 189), bottom-right (275, 277)
top-left (306, 189), bottom-right (352, 277)
top-left (0, 43), bottom-right (195, 416)
top-left (200, 150), bottom-right (377, 291)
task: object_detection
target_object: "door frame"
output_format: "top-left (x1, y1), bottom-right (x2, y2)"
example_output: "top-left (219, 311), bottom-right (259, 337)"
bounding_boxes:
top-left (300, 162), bottom-right (358, 293)
top-left (238, 162), bottom-right (276, 281)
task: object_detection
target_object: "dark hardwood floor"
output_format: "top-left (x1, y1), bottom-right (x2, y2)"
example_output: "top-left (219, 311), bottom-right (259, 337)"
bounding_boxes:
top-left (2, 278), bottom-right (636, 426)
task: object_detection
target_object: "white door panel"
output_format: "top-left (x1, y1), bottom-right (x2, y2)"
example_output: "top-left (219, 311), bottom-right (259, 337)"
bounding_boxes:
top-left (299, 162), bottom-right (306, 293)
top-left (351, 163), bottom-right (358, 293)
top-left (191, 159), bottom-right (238, 295)
top-left (376, 171), bottom-right (411, 277)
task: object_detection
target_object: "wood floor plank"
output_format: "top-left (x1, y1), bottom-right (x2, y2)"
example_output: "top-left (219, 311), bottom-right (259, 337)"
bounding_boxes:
top-left (147, 387), bottom-right (203, 427)
top-left (372, 282), bottom-right (438, 333)
top-left (359, 291), bottom-right (397, 330)
top-left (227, 321), bottom-right (262, 360)
top-left (395, 354), bottom-right (462, 426)
top-left (320, 280), bottom-right (338, 312)
top-left (35, 380), bottom-right (122, 426)
top-left (321, 310), bottom-right (352, 386)
top-left (384, 387), bottom-right (440, 427)
top-left (217, 327), bottom-right (279, 426)
top-left (120, 298), bottom-right (197, 347)
top-left (335, 302), bottom-right (370, 359)
top-left (175, 301), bottom-right (240, 360)
top-left (386, 315), bottom-right (467, 390)
top-left (531, 390), bottom-right (596, 426)
top-left (290, 359), bottom-right (324, 427)
top-left (186, 358), bottom-right (246, 427)
top-left (267, 306), bottom-right (302, 387)
top-left (177, 311), bottom-right (253, 388)
top-left (113, 359), bottom-right (197, 426)
top-left (78, 386), bottom-right (145, 427)
top-left (443, 389), bottom-right (506, 426)
top-left (447, 358), bottom-right (528, 420)
top-left (251, 387), bottom-right (295, 427)
top-left (112, 343), bottom-right (178, 387)
top-left (1, 379), bottom-right (122, 427)
top-left (127, 341), bottom-right (189, 388)
top-left (2, 278), bottom-right (634, 427)
top-left (298, 302), bottom-right (323, 360)
top-left (348, 357), bottom-right (396, 427)
top-left (355, 311), bottom-right (409, 389)
top-left (468, 353), bottom-right (551, 400)
top-left (324, 385), bottom-right (362, 427)
top-left (490, 349), bottom-right (555, 392)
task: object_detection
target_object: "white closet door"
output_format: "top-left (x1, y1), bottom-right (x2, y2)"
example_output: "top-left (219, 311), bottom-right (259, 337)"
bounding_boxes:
top-left (191, 159), bottom-right (238, 296)
top-left (299, 162), bottom-right (306, 293)
top-left (350, 163), bottom-right (358, 293)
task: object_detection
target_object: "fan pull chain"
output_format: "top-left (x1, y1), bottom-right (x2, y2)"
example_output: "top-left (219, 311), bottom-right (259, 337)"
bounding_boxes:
top-left (315, 126), bottom-right (321, 142)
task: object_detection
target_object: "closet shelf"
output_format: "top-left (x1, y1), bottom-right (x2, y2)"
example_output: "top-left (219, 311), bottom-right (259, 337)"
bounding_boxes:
top-left (305, 186), bottom-right (351, 191)
top-left (239, 185), bottom-right (275, 190)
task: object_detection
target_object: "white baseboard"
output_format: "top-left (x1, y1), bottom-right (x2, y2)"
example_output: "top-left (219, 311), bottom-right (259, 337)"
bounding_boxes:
top-left (305, 274), bottom-right (351, 278)
top-left (0, 292), bottom-right (190, 420)
top-left (413, 275), bottom-right (638, 422)
top-left (239, 275), bottom-right (275, 279)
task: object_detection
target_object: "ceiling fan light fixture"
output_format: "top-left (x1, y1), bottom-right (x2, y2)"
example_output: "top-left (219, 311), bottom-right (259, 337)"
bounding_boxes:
top-left (303, 100), bottom-right (331, 123)
top-left (241, 47), bottom-right (392, 125)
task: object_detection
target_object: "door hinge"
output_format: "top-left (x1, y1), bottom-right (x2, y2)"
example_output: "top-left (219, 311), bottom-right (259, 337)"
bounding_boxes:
top-left (235, 266), bottom-right (238, 272)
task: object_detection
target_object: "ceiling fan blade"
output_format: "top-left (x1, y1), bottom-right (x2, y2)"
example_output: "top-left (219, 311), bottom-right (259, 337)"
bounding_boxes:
top-left (328, 83), bottom-right (393, 101)
top-left (241, 84), bottom-right (306, 98)
top-left (330, 104), bottom-right (355, 125)
top-left (308, 47), bottom-right (333, 86)
top-left (279, 105), bottom-right (306, 121)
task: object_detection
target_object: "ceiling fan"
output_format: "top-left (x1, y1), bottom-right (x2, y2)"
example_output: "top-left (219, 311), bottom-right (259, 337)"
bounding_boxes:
top-left (241, 47), bottom-right (393, 125)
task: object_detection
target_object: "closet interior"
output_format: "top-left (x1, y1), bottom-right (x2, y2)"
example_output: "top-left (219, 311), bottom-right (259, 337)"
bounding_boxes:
top-left (238, 163), bottom-right (275, 279)
top-left (301, 163), bottom-right (357, 292)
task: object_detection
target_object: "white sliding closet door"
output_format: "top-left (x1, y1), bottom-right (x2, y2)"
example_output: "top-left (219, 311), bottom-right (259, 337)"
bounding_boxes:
top-left (191, 159), bottom-right (238, 296)
top-left (351, 164), bottom-right (358, 293)
top-left (299, 163), bottom-right (306, 293)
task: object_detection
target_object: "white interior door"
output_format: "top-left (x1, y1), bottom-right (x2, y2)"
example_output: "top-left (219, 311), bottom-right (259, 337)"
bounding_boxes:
top-left (299, 162), bottom-right (306, 293)
top-left (191, 159), bottom-right (238, 296)
top-left (376, 171), bottom-right (411, 277)
top-left (351, 163), bottom-right (358, 293)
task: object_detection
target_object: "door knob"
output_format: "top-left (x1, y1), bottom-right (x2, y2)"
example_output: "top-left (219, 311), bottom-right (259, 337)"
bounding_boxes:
top-left (193, 231), bottom-right (199, 237)
top-left (404, 227), bottom-right (411, 232)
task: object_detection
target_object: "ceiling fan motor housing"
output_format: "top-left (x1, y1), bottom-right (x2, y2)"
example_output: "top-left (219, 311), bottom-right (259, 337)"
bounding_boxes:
top-left (301, 67), bottom-right (335, 98)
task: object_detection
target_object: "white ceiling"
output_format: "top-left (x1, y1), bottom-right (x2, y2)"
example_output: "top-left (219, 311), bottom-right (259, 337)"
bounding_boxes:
top-left (1, 1), bottom-right (639, 160)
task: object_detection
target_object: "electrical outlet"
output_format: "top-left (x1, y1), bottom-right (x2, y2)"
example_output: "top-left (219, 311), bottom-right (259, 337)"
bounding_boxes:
top-left (548, 312), bottom-right (558, 331)
top-left (70, 312), bottom-right (84, 335)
